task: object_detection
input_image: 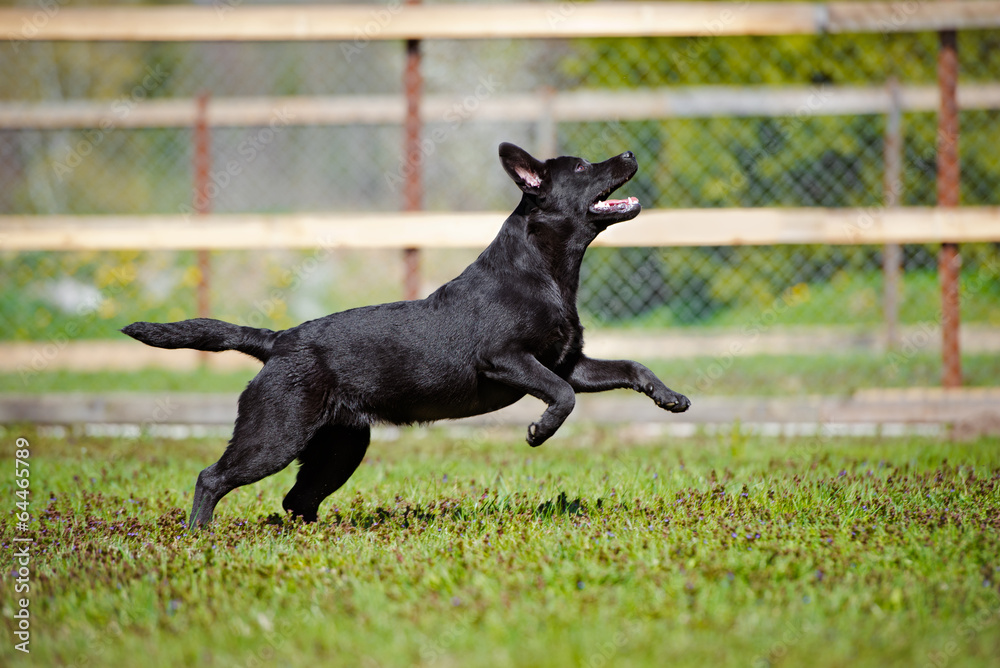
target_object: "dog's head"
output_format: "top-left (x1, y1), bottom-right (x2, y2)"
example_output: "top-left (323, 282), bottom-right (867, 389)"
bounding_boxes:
top-left (499, 142), bottom-right (641, 231)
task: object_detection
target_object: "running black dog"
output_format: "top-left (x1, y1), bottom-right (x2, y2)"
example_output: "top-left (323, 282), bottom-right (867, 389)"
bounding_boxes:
top-left (123, 142), bottom-right (690, 526)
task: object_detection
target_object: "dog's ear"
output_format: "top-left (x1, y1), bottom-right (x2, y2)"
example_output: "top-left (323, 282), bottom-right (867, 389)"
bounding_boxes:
top-left (499, 142), bottom-right (548, 195)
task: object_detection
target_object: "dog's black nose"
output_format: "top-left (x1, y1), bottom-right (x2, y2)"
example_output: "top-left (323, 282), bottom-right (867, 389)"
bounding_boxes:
top-left (622, 151), bottom-right (635, 160)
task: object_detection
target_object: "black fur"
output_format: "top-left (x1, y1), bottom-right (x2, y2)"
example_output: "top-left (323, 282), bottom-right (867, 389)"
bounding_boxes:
top-left (122, 319), bottom-right (277, 362)
top-left (123, 143), bottom-right (691, 527)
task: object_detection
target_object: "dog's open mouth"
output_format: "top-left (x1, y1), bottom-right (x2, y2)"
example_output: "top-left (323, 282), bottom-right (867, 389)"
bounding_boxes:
top-left (588, 170), bottom-right (640, 216)
top-left (589, 195), bottom-right (639, 214)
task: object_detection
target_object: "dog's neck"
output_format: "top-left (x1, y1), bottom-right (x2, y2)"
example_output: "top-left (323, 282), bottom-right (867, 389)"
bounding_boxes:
top-left (491, 202), bottom-right (595, 308)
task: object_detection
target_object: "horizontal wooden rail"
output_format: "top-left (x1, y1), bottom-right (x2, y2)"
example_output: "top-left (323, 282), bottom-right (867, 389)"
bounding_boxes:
top-left (5, 327), bottom-right (1000, 373)
top-left (3, 389), bottom-right (998, 427)
top-left (5, 84), bottom-right (1000, 130)
top-left (3, 2), bottom-right (1000, 42)
top-left (2, 208), bottom-right (997, 251)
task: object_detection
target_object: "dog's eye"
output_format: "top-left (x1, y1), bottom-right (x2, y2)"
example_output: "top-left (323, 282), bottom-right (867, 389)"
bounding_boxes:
top-left (574, 163), bottom-right (588, 173)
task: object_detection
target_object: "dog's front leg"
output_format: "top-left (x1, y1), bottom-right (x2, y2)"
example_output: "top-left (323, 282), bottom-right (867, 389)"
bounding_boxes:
top-left (484, 355), bottom-right (577, 447)
top-left (567, 355), bottom-right (691, 413)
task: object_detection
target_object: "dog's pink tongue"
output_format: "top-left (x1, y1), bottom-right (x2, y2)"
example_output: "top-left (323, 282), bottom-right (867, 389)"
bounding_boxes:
top-left (591, 196), bottom-right (639, 213)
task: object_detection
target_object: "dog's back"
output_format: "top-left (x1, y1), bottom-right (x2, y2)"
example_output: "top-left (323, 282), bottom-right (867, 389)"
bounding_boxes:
top-left (258, 223), bottom-right (573, 424)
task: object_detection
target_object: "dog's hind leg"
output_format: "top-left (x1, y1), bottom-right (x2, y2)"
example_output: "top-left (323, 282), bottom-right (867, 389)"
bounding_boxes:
top-left (189, 369), bottom-right (324, 527)
top-left (281, 423), bottom-right (370, 523)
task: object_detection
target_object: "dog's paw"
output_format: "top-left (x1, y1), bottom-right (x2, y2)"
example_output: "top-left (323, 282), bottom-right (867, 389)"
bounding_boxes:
top-left (666, 393), bottom-right (691, 413)
top-left (647, 384), bottom-right (691, 413)
top-left (526, 422), bottom-right (550, 448)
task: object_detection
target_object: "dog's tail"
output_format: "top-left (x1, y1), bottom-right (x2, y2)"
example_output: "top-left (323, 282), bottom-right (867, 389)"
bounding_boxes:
top-left (121, 318), bottom-right (277, 363)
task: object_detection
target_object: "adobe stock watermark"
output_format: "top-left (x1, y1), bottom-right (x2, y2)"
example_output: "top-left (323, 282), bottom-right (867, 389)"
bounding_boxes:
top-left (585, 619), bottom-right (644, 668)
top-left (577, 117), bottom-right (630, 159)
top-left (843, 123), bottom-right (959, 244)
top-left (921, 594), bottom-right (1000, 668)
top-left (883, 256), bottom-right (1000, 377)
top-left (548, 0), bottom-right (750, 40)
top-left (670, 1), bottom-right (753, 74)
top-left (51, 64), bottom-right (170, 181)
top-left (230, 607), bottom-right (326, 668)
top-left (16, 263), bottom-right (137, 386)
top-left (233, 233), bottom-right (343, 332)
top-left (213, 0), bottom-right (245, 21)
top-left (710, 84), bottom-right (832, 203)
top-left (384, 73), bottom-right (502, 193)
top-left (418, 614), bottom-right (473, 663)
top-left (546, 0), bottom-right (584, 28)
top-left (179, 107), bottom-right (295, 221)
top-left (751, 618), bottom-right (823, 667)
top-left (340, 0), bottom-right (404, 62)
top-left (11, 436), bottom-right (33, 654)
top-left (6, 0), bottom-right (69, 53)
top-left (876, 0), bottom-right (926, 36)
top-left (680, 283), bottom-right (811, 397)
top-left (108, 395), bottom-right (182, 440)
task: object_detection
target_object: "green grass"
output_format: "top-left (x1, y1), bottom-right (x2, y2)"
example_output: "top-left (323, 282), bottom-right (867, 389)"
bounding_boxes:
top-left (5, 351), bottom-right (1000, 396)
top-left (1, 426), bottom-right (998, 667)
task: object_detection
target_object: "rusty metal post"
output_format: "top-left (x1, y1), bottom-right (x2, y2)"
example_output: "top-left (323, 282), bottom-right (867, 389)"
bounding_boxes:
top-left (193, 92), bottom-right (212, 364)
top-left (402, 0), bottom-right (422, 300)
top-left (937, 26), bottom-right (962, 388)
top-left (882, 78), bottom-right (903, 351)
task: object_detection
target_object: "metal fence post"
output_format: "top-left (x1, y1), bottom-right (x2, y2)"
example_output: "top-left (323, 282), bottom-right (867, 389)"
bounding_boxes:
top-left (402, 0), bottom-right (422, 301)
top-left (537, 86), bottom-right (557, 158)
top-left (883, 77), bottom-right (903, 351)
top-left (937, 26), bottom-right (962, 388)
top-left (193, 91), bottom-right (212, 364)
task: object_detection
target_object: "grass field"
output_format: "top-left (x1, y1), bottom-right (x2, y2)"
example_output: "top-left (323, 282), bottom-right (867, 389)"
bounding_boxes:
top-left (1, 425), bottom-right (998, 667)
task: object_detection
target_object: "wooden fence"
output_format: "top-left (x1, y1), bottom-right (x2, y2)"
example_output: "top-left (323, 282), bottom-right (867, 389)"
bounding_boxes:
top-left (2, 207), bottom-right (998, 251)
top-left (4, 1), bottom-right (999, 394)
top-left (4, 83), bottom-right (1000, 129)
top-left (3, 2), bottom-right (1000, 41)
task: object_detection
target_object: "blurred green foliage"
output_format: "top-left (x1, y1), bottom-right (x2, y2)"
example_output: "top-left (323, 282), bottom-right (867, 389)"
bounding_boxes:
top-left (561, 31), bottom-right (1000, 325)
top-left (2, 15), bottom-right (998, 336)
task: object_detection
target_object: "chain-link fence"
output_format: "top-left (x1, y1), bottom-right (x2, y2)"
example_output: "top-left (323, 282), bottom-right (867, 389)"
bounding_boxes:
top-left (2, 1), bottom-right (999, 352)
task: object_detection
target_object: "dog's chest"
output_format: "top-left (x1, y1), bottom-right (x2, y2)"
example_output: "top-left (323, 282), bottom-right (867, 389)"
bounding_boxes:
top-left (534, 319), bottom-right (582, 370)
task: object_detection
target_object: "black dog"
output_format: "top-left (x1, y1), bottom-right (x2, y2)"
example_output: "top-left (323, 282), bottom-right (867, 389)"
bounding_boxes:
top-left (123, 142), bottom-right (690, 526)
